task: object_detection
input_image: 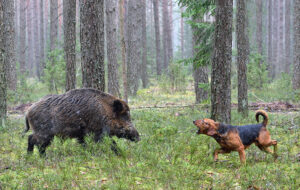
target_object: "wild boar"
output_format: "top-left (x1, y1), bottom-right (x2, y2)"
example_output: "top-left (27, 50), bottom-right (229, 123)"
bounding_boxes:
top-left (24, 88), bottom-right (139, 155)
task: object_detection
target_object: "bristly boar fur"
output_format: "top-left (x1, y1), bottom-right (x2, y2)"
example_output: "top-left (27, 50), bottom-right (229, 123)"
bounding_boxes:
top-left (24, 88), bottom-right (140, 155)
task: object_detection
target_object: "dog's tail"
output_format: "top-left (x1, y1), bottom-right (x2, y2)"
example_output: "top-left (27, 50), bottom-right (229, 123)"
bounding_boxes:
top-left (255, 110), bottom-right (268, 127)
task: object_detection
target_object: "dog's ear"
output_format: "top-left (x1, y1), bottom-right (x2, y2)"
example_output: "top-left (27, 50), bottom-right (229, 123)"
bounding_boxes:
top-left (206, 121), bottom-right (219, 136)
top-left (207, 128), bottom-right (217, 136)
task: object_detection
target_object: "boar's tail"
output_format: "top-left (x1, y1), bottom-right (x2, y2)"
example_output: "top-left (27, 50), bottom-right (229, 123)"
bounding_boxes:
top-left (24, 116), bottom-right (30, 133)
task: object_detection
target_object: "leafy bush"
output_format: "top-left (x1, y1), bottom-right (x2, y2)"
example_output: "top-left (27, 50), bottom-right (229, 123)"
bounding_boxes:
top-left (43, 48), bottom-right (66, 93)
top-left (247, 53), bottom-right (269, 89)
top-left (157, 61), bottom-right (188, 93)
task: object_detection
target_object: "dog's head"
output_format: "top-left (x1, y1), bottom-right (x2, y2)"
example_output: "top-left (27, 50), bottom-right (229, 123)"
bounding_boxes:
top-left (193, 118), bottom-right (219, 136)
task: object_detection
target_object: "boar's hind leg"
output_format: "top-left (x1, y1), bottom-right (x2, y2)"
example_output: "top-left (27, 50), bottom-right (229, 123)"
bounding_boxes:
top-left (28, 134), bottom-right (54, 156)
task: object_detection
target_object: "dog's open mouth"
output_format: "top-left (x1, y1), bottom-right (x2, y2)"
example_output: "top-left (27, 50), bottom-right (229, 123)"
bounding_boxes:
top-left (197, 129), bottom-right (201, 134)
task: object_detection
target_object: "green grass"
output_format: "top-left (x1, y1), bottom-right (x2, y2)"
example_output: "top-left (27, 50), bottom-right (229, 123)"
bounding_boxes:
top-left (0, 106), bottom-right (299, 189)
top-left (1, 77), bottom-right (299, 189)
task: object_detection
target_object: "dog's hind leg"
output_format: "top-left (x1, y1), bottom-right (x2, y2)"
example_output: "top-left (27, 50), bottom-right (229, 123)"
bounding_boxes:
top-left (256, 140), bottom-right (278, 159)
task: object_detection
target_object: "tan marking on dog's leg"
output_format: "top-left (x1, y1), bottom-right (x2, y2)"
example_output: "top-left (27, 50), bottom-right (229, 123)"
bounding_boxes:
top-left (238, 148), bottom-right (246, 164)
top-left (213, 148), bottom-right (231, 161)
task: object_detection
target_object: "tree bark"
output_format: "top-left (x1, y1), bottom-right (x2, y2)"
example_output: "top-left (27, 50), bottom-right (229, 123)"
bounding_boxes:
top-left (168, 0), bottom-right (173, 63)
top-left (126, 0), bottom-right (142, 96)
top-left (192, 18), bottom-right (208, 103)
top-left (26, 0), bottom-right (35, 75)
top-left (0, 1), bottom-right (7, 121)
top-left (153, 0), bottom-right (162, 75)
top-left (106, 0), bottom-right (120, 96)
top-left (19, 0), bottom-right (26, 74)
top-left (40, 0), bottom-right (45, 76)
top-left (180, 8), bottom-right (184, 58)
top-left (141, 0), bottom-right (148, 88)
top-left (256, 0), bottom-right (262, 57)
top-left (3, 0), bottom-right (16, 90)
top-left (45, 0), bottom-right (49, 54)
top-left (64, 0), bottom-right (76, 92)
top-left (293, 0), bottom-right (300, 89)
top-left (211, 0), bottom-right (233, 123)
top-left (162, 0), bottom-right (170, 72)
top-left (272, 0), bottom-right (278, 79)
top-left (285, 0), bottom-right (291, 73)
top-left (278, 0), bottom-right (285, 75)
top-left (237, 0), bottom-right (249, 116)
top-left (119, 0), bottom-right (128, 102)
top-left (58, 0), bottom-right (63, 42)
top-left (268, 0), bottom-right (272, 75)
top-left (34, 0), bottom-right (40, 79)
top-left (50, 0), bottom-right (58, 51)
top-left (80, 0), bottom-right (105, 91)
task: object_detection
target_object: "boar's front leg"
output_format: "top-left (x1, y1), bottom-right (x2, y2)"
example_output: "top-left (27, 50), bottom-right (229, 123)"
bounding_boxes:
top-left (94, 127), bottom-right (120, 155)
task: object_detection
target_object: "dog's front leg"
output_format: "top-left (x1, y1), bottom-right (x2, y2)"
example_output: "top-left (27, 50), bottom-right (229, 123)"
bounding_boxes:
top-left (237, 148), bottom-right (246, 164)
top-left (213, 148), bottom-right (231, 161)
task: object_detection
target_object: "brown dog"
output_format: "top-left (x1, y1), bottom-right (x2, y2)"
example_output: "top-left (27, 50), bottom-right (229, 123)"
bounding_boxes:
top-left (193, 110), bottom-right (277, 164)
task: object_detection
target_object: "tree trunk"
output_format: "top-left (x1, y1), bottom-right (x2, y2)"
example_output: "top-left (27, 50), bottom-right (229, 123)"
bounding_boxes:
top-left (40, 0), bottom-right (45, 76)
top-left (192, 18), bottom-right (208, 103)
top-left (126, 0), bottom-right (142, 96)
top-left (119, 0), bottom-right (128, 102)
top-left (272, 0), bottom-right (278, 79)
top-left (19, 0), bottom-right (26, 74)
top-left (256, 0), bottom-right (262, 57)
top-left (26, 0), bottom-right (35, 75)
top-left (211, 0), bottom-right (233, 123)
top-left (278, 0), bottom-right (285, 75)
top-left (141, 0), bottom-right (148, 88)
top-left (237, 0), bottom-right (249, 116)
top-left (162, 0), bottom-right (170, 72)
top-left (106, 0), bottom-right (120, 96)
top-left (180, 8), bottom-right (184, 58)
top-left (285, 0), bottom-right (291, 73)
top-left (153, 0), bottom-right (162, 75)
top-left (168, 0), bottom-right (173, 63)
top-left (64, 0), bottom-right (76, 92)
top-left (293, 0), bottom-right (300, 89)
top-left (0, 1), bottom-right (7, 121)
top-left (3, 0), bottom-right (16, 90)
top-left (268, 0), bottom-right (272, 75)
top-left (58, 0), bottom-right (63, 42)
top-left (34, 0), bottom-right (40, 79)
top-left (45, 0), bottom-right (49, 54)
top-left (50, 0), bottom-right (58, 51)
top-left (80, 0), bottom-right (105, 91)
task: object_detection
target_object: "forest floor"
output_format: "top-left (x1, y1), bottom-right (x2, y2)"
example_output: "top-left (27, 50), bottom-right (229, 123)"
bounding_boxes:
top-left (1, 85), bottom-right (299, 189)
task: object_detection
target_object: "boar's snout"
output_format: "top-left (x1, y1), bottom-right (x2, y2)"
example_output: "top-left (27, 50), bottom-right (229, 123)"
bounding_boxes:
top-left (127, 126), bottom-right (140, 142)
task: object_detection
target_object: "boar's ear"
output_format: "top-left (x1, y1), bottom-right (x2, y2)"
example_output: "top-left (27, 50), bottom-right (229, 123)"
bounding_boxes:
top-left (113, 100), bottom-right (124, 113)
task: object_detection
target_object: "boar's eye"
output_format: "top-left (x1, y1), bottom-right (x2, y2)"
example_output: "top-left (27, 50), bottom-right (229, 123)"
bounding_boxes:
top-left (113, 100), bottom-right (124, 113)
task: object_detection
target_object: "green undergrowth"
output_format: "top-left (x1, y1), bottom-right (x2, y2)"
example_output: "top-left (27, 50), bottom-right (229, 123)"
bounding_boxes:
top-left (0, 108), bottom-right (299, 189)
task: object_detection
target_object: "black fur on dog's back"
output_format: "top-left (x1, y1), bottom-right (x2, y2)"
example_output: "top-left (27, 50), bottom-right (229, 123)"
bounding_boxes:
top-left (217, 123), bottom-right (263, 146)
